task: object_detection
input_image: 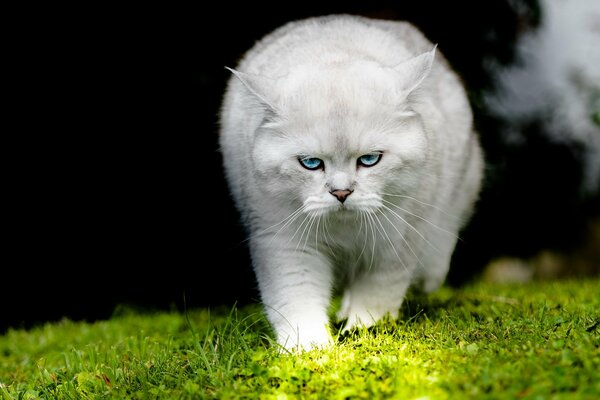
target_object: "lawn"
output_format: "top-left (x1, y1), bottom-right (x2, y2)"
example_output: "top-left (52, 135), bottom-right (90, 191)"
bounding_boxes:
top-left (1, 279), bottom-right (599, 399)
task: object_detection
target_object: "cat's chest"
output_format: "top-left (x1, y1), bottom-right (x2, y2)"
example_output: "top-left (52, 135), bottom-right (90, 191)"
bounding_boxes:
top-left (319, 213), bottom-right (377, 255)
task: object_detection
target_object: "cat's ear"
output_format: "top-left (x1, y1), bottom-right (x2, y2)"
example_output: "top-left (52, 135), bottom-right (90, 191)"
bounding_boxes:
top-left (226, 67), bottom-right (278, 112)
top-left (393, 45), bottom-right (437, 97)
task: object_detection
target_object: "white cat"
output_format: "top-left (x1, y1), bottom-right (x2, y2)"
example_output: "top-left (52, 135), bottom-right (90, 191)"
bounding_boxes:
top-left (219, 15), bottom-right (483, 351)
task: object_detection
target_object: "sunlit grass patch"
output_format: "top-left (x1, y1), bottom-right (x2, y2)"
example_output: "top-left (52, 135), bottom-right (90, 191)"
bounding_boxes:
top-left (1, 279), bottom-right (599, 399)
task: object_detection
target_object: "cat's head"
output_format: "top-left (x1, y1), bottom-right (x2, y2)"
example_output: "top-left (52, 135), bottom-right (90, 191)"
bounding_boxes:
top-left (229, 47), bottom-right (436, 217)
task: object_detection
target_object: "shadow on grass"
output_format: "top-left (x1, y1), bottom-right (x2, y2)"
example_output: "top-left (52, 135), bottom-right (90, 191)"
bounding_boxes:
top-left (334, 288), bottom-right (496, 343)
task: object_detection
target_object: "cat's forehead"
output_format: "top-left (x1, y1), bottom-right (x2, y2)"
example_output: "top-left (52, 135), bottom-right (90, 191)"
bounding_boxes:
top-left (280, 109), bottom-right (393, 157)
top-left (279, 61), bottom-right (398, 115)
top-left (286, 59), bottom-right (392, 84)
top-left (271, 61), bottom-right (401, 153)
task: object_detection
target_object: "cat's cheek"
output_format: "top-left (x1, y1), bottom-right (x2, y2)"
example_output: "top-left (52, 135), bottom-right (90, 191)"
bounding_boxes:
top-left (251, 136), bottom-right (288, 178)
top-left (386, 123), bottom-right (428, 163)
top-left (364, 155), bottom-right (403, 179)
top-left (251, 156), bottom-right (310, 201)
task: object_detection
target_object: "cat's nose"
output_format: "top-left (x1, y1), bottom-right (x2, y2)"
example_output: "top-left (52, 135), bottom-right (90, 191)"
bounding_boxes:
top-left (330, 189), bottom-right (353, 203)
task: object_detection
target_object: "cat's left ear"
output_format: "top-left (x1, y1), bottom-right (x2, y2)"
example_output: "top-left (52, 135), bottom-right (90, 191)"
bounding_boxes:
top-left (226, 67), bottom-right (279, 112)
top-left (393, 45), bottom-right (437, 97)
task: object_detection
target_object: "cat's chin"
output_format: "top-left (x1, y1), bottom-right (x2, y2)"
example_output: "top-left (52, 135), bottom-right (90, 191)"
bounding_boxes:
top-left (312, 204), bottom-right (378, 219)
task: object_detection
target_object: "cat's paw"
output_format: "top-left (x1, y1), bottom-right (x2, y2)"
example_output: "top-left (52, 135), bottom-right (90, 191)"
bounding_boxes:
top-left (277, 321), bottom-right (333, 353)
top-left (336, 291), bottom-right (352, 322)
top-left (341, 305), bottom-right (399, 333)
top-left (342, 310), bottom-right (378, 333)
top-left (414, 269), bottom-right (446, 294)
top-left (337, 292), bottom-right (386, 331)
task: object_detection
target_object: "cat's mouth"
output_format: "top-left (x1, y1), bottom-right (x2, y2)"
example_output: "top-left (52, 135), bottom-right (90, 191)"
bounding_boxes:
top-left (305, 203), bottom-right (379, 217)
top-left (304, 195), bottom-right (382, 216)
top-left (337, 203), bottom-right (379, 214)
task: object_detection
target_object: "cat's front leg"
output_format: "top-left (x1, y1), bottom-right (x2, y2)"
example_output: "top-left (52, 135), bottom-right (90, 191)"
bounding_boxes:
top-left (338, 265), bottom-right (412, 331)
top-left (251, 238), bottom-right (334, 351)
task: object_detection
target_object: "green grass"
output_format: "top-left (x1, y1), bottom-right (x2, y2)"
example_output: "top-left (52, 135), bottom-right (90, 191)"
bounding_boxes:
top-left (1, 279), bottom-right (599, 399)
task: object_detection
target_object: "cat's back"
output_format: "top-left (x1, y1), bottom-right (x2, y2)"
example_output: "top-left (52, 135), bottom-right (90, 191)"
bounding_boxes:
top-left (238, 15), bottom-right (433, 76)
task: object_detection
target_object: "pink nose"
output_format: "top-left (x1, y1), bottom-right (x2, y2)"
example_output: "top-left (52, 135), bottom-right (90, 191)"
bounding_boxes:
top-left (330, 189), bottom-right (353, 203)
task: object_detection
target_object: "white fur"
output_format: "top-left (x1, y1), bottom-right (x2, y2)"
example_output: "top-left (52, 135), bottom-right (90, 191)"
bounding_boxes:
top-left (219, 15), bottom-right (483, 351)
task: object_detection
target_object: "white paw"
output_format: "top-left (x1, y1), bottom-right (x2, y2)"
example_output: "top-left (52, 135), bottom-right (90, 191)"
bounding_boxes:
top-left (343, 309), bottom-right (378, 332)
top-left (336, 292), bottom-right (352, 321)
top-left (337, 292), bottom-right (380, 331)
top-left (277, 320), bottom-right (333, 352)
top-left (341, 305), bottom-right (399, 333)
top-left (421, 274), bottom-right (445, 293)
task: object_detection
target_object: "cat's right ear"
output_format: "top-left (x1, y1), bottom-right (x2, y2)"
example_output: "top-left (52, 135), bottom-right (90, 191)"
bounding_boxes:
top-left (226, 67), bottom-right (278, 112)
top-left (392, 45), bottom-right (437, 97)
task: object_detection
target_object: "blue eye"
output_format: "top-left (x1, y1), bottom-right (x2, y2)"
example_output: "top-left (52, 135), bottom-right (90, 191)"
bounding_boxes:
top-left (358, 152), bottom-right (382, 167)
top-left (299, 157), bottom-right (323, 170)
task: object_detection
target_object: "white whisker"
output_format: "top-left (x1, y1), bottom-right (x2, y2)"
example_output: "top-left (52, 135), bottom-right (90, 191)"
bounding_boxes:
top-left (355, 211), bottom-right (368, 262)
top-left (322, 216), bottom-right (336, 253)
top-left (379, 206), bottom-right (426, 268)
top-left (257, 205), bottom-right (306, 237)
top-left (255, 204), bottom-right (308, 247)
top-left (382, 192), bottom-right (459, 219)
top-left (298, 212), bottom-right (316, 253)
top-left (303, 211), bottom-right (321, 253)
top-left (288, 211), bottom-right (312, 248)
top-left (307, 213), bottom-right (319, 251)
top-left (372, 211), bottom-right (408, 271)
top-left (382, 199), bottom-right (459, 241)
top-left (326, 215), bottom-right (344, 252)
top-left (364, 211), bottom-right (377, 271)
top-left (381, 199), bottom-right (439, 250)
top-left (315, 214), bottom-right (321, 251)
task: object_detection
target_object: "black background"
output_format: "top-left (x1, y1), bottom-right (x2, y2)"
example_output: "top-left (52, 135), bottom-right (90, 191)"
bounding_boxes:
top-left (4, 1), bottom-right (597, 333)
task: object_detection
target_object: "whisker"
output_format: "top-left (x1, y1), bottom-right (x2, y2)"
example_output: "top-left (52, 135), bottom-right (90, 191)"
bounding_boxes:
top-left (300, 211), bottom-right (319, 253)
top-left (288, 211), bottom-right (312, 248)
top-left (382, 204), bottom-right (440, 252)
top-left (381, 199), bottom-right (439, 250)
top-left (379, 206), bottom-right (426, 268)
top-left (253, 204), bottom-right (307, 239)
top-left (297, 212), bottom-right (315, 253)
top-left (307, 212), bottom-right (319, 251)
top-left (382, 199), bottom-right (460, 241)
top-left (365, 211), bottom-right (377, 271)
top-left (355, 210), bottom-right (369, 264)
top-left (315, 214), bottom-right (321, 251)
top-left (322, 216), bottom-right (336, 253)
top-left (381, 192), bottom-right (459, 219)
top-left (326, 215), bottom-right (344, 252)
top-left (357, 209), bottom-right (364, 237)
top-left (252, 204), bottom-right (308, 248)
top-left (372, 211), bottom-right (408, 271)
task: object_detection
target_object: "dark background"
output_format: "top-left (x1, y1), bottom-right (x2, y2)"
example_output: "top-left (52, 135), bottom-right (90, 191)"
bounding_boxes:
top-left (4, 1), bottom-right (597, 333)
